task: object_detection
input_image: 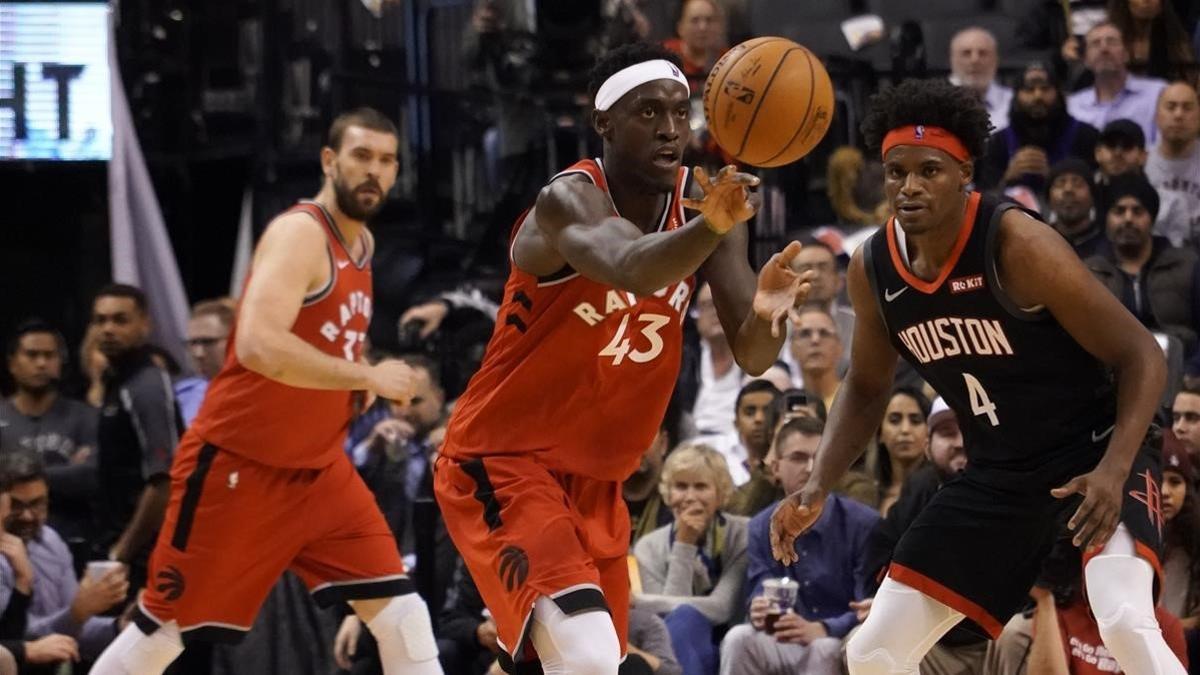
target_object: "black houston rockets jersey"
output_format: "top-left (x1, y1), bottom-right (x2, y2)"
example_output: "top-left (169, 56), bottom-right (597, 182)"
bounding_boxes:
top-left (864, 192), bottom-right (1117, 474)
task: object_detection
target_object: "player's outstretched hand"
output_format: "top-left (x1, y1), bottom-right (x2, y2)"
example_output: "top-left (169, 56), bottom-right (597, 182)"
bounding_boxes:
top-left (769, 485), bottom-right (825, 565)
top-left (681, 165), bottom-right (760, 235)
top-left (367, 359), bottom-right (418, 404)
top-left (1051, 464), bottom-right (1126, 549)
top-left (755, 241), bottom-right (816, 337)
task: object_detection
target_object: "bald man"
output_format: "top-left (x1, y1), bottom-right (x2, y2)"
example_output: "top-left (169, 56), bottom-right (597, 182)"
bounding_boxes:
top-left (948, 27), bottom-right (1013, 132)
top-left (1146, 82), bottom-right (1200, 247)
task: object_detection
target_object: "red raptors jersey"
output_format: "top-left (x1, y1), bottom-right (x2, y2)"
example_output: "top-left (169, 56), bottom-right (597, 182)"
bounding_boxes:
top-left (442, 159), bottom-right (695, 482)
top-left (191, 200), bottom-right (373, 468)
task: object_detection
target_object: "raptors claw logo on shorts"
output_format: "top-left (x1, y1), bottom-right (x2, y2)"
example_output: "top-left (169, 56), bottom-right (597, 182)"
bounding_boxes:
top-left (1128, 469), bottom-right (1165, 538)
top-left (498, 546), bottom-right (529, 592)
top-left (155, 565), bottom-right (186, 602)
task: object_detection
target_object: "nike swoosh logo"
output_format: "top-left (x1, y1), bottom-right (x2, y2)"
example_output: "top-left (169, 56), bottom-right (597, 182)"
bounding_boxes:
top-left (1092, 425), bottom-right (1115, 442)
top-left (884, 287), bottom-right (908, 302)
top-left (336, 260), bottom-right (350, 269)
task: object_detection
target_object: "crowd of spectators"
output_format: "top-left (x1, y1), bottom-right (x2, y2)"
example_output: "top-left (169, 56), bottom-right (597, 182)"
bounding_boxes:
top-left (0, 0), bottom-right (1198, 673)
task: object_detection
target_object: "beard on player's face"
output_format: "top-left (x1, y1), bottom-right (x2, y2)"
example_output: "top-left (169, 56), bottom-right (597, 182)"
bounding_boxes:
top-left (332, 168), bottom-right (385, 221)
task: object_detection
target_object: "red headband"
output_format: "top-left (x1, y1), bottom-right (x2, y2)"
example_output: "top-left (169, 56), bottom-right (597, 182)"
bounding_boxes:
top-left (882, 125), bottom-right (971, 163)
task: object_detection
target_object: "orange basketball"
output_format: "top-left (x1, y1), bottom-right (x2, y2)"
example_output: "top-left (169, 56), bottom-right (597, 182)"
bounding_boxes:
top-left (703, 37), bottom-right (835, 168)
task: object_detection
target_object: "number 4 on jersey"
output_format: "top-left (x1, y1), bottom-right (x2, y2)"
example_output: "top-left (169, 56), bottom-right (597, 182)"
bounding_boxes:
top-left (963, 372), bottom-right (999, 426)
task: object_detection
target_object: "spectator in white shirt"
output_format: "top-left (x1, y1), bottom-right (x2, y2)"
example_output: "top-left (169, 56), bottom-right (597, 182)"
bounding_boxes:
top-left (948, 27), bottom-right (1013, 133)
top-left (691, 283), bottom-right (743, 438)
top-left (1067, 21), bottom-right (1168, 141)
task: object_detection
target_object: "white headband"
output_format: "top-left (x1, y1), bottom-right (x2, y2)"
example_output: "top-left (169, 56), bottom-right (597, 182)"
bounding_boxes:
top-left (594, 59), bottom-right (690, 111)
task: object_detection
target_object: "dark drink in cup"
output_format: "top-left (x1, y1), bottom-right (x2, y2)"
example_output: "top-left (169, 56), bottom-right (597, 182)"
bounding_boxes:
top-left (764, 607), bottom-right (784, 634)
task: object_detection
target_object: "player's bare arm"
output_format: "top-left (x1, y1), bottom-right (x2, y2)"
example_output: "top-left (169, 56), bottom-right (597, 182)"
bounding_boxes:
top-left (770, 248), bottom-right (899, 563)
top-left (519, 166), bottom-right (758, 297)
top-left (997, 209), bottom-right (1166, 549)
top-left (235, 212), bottom-right (416, 402)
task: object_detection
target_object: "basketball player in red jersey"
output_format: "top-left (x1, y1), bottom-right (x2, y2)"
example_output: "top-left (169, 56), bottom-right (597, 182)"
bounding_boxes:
top-left (91, 108), bottom-right (443, 674)
top-left (434, 43), bottom-right (813, 674)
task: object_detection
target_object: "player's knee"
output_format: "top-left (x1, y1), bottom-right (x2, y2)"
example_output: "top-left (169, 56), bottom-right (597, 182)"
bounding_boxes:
top-left (844, 628), bottom-right (901, 675)
top-left (91, 622), bottom-right (184, 675)
top-left (364, 593), bottom-right (440, 663)
top-left (1094, 601), bottom-right (1161, 646)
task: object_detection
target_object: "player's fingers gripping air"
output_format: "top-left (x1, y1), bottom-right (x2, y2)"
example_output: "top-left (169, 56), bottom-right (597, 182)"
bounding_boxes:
top-left (369, 359), bottom-right (418, 405)
top-left (680, 164), bottom-right (761, 234)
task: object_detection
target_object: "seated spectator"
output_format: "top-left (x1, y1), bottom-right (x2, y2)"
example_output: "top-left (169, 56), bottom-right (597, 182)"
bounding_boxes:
top-left (174, 298), bottom-right (233, 426)
top-left (1173, 386), bottom-right (1200, 457)
top-left (0, 319), bottom-right (98, 545)
top-left (1016, 0), bottom-right (1108, 91)
top-left (1084, 172), bottom-right (1200, 356)
top-left (712, 380), bottom-right (780, 488)
top-left (1146, 82), bottom-right (1200, 247)
top-left (1160, 440), bottom-right (1200, 633)
top-left (628, 400), bottom-right (684, 544)
top-left (1047, 158), bottom-right (1106, 259)
top-left (0, 451), bottom-right (127, 661)
top-left (720, 416), bottom-right (879, 675)
top-left (979, 63), bottom-right (1100, 196)
top-left (1107, 0), bottom-right (1198, 83)
top-left (855, 398), bottom-right (987, 673)
top-left (948, 27), bottom-right (1013, 133)
top-left (870, 388), bottom-right (930, 516)
top-left (1068, 22), bottom-right (1168, 141)
top-left (825, 147), bottom-right (888, 228)
top-left (1094, 118), bottom-right (1191, 241)
top-left (634, 443), bottom-right (748, 675)
top-left (785, 241), bottom-right (854, 377)
top-left (0, 469), bottom-right (79, 673)
top-left (350, 354), bottom-right (446, 557)
top-left (789, 305), bottom-right (843, 414)
top-left (691, 284), bottom-right (743, 439)
top-left (662, 0), bottom-right (730, 173)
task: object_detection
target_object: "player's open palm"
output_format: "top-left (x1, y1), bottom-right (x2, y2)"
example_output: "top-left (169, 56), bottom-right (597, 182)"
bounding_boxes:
top-left (681, 165), bottom-right (760, 234)
top-left (755, 241), bottom-right (815, 337)
top-left (770, 486), bottom-right (825, 564)
top-left (1051, 465), bottom-right (1126, 549)
top-left (367, 359), bottom-right (418, 404)
top-left (25, 634), bottom-right (78, 664)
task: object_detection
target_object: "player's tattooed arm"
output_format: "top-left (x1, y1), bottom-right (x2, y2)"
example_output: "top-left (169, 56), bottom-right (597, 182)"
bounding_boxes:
top-left (998, 209), bottom-right (1166, 549)
top-left (524, 169), bottom-right (754, 297)
top-left (235, 213), bottom-right (415, 402)
top-left (770, 249), bottom-right (898, 564)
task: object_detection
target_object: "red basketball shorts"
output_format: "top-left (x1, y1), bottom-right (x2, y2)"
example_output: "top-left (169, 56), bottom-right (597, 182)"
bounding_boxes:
top-left (434, 453), bottom-right (631, 663)
top-left (136, 431), bottom-right (409, 643)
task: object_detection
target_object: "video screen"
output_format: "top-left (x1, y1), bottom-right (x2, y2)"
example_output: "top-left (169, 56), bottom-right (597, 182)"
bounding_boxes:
top-left (0, 3), bottom-right (112, 160)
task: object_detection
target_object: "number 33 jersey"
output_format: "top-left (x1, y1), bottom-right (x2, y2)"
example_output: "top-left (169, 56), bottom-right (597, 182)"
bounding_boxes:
top-left (865, 192), bottom-right (1117, 476)
top-left (442, 159), bottom-right (695, 482)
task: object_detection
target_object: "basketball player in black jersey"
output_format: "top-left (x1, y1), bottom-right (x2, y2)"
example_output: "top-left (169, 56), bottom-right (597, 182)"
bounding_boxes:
top-left (771, 79), bottom-right (1182, 675)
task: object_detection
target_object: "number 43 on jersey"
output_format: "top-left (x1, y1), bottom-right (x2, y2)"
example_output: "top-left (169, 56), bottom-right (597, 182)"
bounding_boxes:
top-left (599, 313), bottom-right (670, 365)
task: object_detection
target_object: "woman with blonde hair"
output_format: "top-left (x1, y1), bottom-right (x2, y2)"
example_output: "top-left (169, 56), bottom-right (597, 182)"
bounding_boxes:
top-left (634, 442), bottom-right (748, 675)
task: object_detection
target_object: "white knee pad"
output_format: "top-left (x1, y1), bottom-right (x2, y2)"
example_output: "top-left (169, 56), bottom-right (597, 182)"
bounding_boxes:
top-left (530, 594), bottom-right (620, 675)
top-left (365, 593), bottom-right (442, 674)
top-left (845, 578), bottom-right (965, 675)
top-left (1085, 525), bottom-right (1186, 675)
top-left (89, 622), bottom-right (185, 675)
